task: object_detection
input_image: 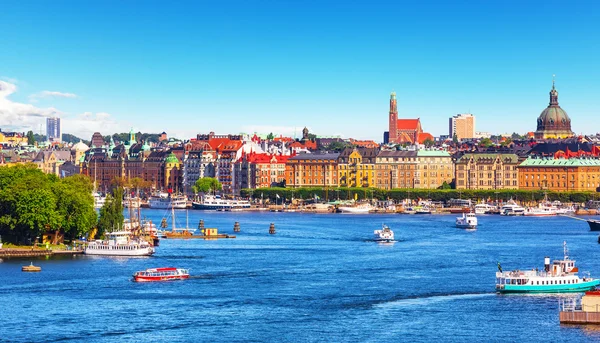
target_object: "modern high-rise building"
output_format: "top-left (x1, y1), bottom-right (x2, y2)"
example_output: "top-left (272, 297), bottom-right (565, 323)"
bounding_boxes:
top-left (449, 113), bottom-right (475, 141)
top-left (46, 117), bottom-right (61, 142)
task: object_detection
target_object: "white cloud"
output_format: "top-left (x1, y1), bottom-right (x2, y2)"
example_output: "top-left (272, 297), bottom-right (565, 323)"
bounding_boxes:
top-left (0, 81), bottom-right (61, 132)
top-left (61, 112), bottom-right (124, 140)
top-left (29, 90), bottom-right (78, 103)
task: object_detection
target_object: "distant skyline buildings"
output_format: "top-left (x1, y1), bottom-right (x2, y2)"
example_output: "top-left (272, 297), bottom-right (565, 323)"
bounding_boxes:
top-left (449, 114), bottom-right (476, 141)
top-left (46, 117), bottom-right (61, 142)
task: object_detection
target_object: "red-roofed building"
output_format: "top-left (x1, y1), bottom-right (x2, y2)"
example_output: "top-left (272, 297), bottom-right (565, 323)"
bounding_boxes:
top-left (235, 153), bottom-right (294, 190)
top-left (195, 132), bottom-right (243, 194)
top-left (348, 139), bottom-right (379, 149)
top-left (417, 133), bottom-right (434, 144)
top-left (386, 92), bottom-right (433, 145)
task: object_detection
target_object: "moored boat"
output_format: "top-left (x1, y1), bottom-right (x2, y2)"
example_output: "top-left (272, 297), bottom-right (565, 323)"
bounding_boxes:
top-left (500, 200), bottom-right (525, 216)
top-left (133, 267), bottom-right (189, 282)
top-left (373, 224), bottom-right (395, 242)
top-left (192, 195), bottom-right (251, 210)
top-left (495, 242), bottom-right (599, 293)
top-left (588, 219), bottom-right (600, 231)
top-left (149, 194), bottom-right (187, 209)
top-left (85, 231), bottom-right (154, 256)
top-left (456, 212), bottom-right (477, 229)
top-left (474, 203), bottom-right (495, 215)
top-left (338, 203), bottom-right (374, 214)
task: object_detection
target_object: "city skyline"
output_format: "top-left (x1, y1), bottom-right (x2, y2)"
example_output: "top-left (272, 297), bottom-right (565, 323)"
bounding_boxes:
top-left (2, 1), bottom-right (600, 140)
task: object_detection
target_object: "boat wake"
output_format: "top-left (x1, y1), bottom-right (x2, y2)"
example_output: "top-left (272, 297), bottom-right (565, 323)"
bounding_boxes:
top-left (374, 291), bottom-right (495, 309)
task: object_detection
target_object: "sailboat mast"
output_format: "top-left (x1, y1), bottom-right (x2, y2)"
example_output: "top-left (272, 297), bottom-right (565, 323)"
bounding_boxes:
top-left (172, 200), bottom-right (175, 232)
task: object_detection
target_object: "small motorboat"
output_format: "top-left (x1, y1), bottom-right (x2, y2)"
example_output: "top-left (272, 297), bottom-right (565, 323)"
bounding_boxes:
top-left (373, 224), bottom-right (395, 242)
top-left (133, 267), bottom-right (190, 282)
top-left (22, 262), bottom-right (41, 272)
top-left (456, 212), bottom-right (477, 229)
top-left (588, 219), bottom-right (600, 232)
top-left (414, 206), bottom-right (432, 214)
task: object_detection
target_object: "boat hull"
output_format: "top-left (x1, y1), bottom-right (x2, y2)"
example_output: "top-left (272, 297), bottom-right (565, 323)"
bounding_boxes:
top-left (588, 220), bottom-right (600, 232)
top-left (496, 279), bottom-right (600, 293)
top-left (134, 275), bottom-right (189, 282)
top-left (84, 246), bottom-right (154, 256)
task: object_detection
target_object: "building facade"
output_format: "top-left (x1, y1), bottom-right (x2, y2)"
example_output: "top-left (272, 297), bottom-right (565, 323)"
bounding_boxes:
top-left (455, 153), bottom-right (520, 190)
top-left (385, 92), bottom-right (433, 145)
top-left (518, 158), bottom-right (600, 192)
top-left (374, 150), bottom-right (417, 189)
top-left (415, 150), bottom-right (454, 189)
top-left (46, 117), bottom-right (61, 142)
top-left (337, 147), bottom-right (378, 188)
top-left (285, 153), bottom-right (339, 188)
top-left (449, 113), bottom-right (475, 141)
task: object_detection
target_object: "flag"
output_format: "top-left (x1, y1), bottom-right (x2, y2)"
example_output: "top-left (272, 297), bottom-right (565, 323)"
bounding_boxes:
top-left (497, 262), bottom-right (502, 273)
top-left (276, 194), bottom-right (280, 199)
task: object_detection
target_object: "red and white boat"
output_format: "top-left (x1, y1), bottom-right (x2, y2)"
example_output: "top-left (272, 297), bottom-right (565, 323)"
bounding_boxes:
top-left (133, 267), bottom-right (190, 282)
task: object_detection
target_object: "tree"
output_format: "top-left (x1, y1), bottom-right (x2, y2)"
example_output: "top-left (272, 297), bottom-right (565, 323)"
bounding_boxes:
top-left (266, 132), bottom-right (275, 140)
top-left (423, 138), bottom-right (434, 148)
top-left (452, 133), bottom-right (459, 145)
top-left (52, 175), bottom-right (97, 243)
top-left (325, 141), bottom-right (350, 152)
top-left (97, 187), bottom-right (124, 237)
top-left (193, 177), bottom-right (222, 194)
top-left (26, 130), bottom-right (35, 145)
top-left (479, 138), bottom-right (494, 148)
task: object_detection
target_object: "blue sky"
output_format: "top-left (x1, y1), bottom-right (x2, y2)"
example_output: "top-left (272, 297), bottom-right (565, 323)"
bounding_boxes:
top-left (1, 0), bottom-right (599, 141)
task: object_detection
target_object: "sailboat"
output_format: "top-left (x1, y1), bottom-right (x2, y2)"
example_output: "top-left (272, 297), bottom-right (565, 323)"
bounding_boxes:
top-left (163, 204), bottom-right (197, 239)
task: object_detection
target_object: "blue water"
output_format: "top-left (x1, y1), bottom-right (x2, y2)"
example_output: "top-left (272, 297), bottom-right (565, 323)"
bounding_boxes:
top-left (2, 210), bottom-right (600, 342)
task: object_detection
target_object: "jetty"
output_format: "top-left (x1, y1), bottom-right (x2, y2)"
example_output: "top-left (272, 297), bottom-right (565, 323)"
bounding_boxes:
top-left (0, 248), bottom-right (83, 258)
top-left (560, 291), bottom-right (600, 324)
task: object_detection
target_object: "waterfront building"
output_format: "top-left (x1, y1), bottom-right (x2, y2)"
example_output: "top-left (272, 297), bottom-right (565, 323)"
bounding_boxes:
top-left (449, 113), bottom-right (475, 141)
top-left (385, 92), bottom-right (433, 145)
top-left (285, 153), bottom-right (339, 188)
top-left (182, 141), bottom-right (217, 195)
top-left (518, 157), bottom-right (600, 192)
top-left (337, 147), bottom-right (379, 188)
top-left (454, 153), bottom-right (520, 190)
top-left (46, 117), bottom-right (61, 142)
top-left (415, 150), bottom-right (454, 189)
top-left (195, 132), bottom-right (243, 194)
top-left (236, 153), bottom-right (292, 190)
top-left (348, 139), bottom-right (379, 149)
top-left (374, 150), bottom-right (417, 189)
top-left (534, 79), bottom-right (574, 139)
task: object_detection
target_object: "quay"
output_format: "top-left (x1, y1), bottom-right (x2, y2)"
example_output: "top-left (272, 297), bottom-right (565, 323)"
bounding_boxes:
top-left (0, 248), bottom-right (84, 258)
top-left (560, 291), bottom-right (600, 324)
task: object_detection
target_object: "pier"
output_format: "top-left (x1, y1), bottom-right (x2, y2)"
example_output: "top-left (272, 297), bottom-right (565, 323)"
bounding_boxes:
top-left (0, 248), bottom-right (84, 258)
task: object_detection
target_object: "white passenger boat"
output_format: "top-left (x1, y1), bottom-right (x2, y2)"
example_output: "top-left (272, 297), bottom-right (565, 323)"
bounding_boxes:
top-left (500, 200), bottom-right (525, 216)
top-left (338, 203), bottom-right (374, 214)
top-left (123, 196), bottom-right (142, 208)
top-left (85, 231), bottom-right (154, 256)
top-left (456, 212), bottom-right (478, 229)
top-left (149, 194), bottom-right (187, 209)
top-left (373, 224), bottom-right (395, 242)
top-left (192, 195), bottom-right (251, 210)
top-left (524, 203), bottom-right (558, 217)
top-left (474, 203), bottom-right (495, 215)
top-left (495, 242), bottom-right (599, 293)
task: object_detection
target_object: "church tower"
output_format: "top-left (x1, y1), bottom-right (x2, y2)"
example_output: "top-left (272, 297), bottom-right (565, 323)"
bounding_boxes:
top-left (388, 92), bottom-right (398, 143)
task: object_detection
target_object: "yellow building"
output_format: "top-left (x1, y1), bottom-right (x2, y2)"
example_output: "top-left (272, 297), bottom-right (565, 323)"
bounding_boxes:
top-left (518, 157), bottom-right (600, 192)
top-left (374, 151), bottom-right (417, 189)
top-left (415, 150), bottom-right (454, 189)
top-left (337, 147), bottom-right (378, 188)
top-left (455, 153), bottom-right (520, 190)
top-left (0, 131), bottom-right (27, 146)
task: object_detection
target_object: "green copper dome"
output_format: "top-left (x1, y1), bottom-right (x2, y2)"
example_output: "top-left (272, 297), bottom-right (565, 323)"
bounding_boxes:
top-left (165, 153), bottom-right (179, 164)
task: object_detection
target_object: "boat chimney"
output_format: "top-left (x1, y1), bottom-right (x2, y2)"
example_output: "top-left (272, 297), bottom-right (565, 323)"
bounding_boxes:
top-left (544, 257), bottom-right (550, 272)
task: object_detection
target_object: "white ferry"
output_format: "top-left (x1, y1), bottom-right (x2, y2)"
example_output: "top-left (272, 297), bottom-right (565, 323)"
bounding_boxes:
top-left (148, 194), bottom-right (187, 209)
top-left (495, 242), bottom-right (599, 293)
top-left (456, 212), bottom-right (477, 229)
top-left (524, 203), bottom-right (558, 217)
top-left (500, 200), bottom-right (525, 216)
top-left (338, 203), bottom-right (374, 214)
top-left (373, 224), bottom-right (395, 242)
top-left (474, 203), bottom-right (495, 215)
top-left (93, 192), bottom-right (106, 209)
top-left (85, 231), bottom-right (154, 256)
top-left (192, 195), bottom-right (251, 210)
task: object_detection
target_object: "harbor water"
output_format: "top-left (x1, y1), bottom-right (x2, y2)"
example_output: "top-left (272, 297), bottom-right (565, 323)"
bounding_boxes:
top-left (2, 210), bottom-right (600, 342)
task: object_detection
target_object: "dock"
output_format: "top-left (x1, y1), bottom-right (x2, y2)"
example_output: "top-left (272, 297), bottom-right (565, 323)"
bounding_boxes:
top-left (560, 291), bottom-right (600, 324)
top-left (0, 248), bottom-right (84, 258)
